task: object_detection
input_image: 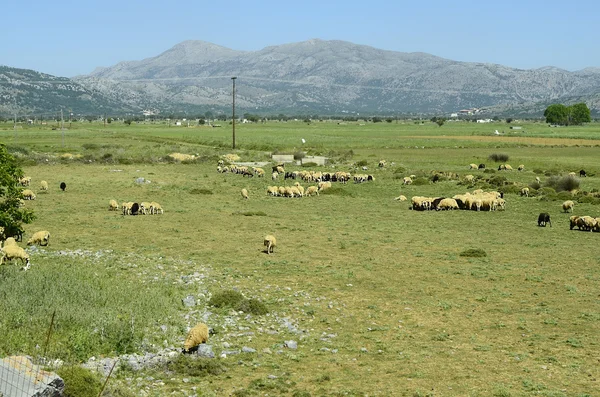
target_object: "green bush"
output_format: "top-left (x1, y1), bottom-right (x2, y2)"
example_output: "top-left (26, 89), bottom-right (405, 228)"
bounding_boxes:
top-left (533, 169), bottom-right (544, 174)
top-left (498, 185), bottom-right (521, 195)
top-left (483, 168), bottom-right (496, 174)
top-left (293, 151), bottom-right (305, 160)
top-left (237, 298), bottom-right (269, 315)
top-left (355, 160), bottom-right (368, 167)
top-left (577, 195), bottom-right (600, 205)
top-left (57, 366), bottom-right (102, 397)
top-left (487, 175), bottom-right (507, 187)
top-left (166, 355), bottom-right (226, 377)
top-left (556, 191), bottom-right (574, 200)
top-left (545, 175), bottom-right (580, 192)
top-left (209, 290), bottom-right (269, 315)
top-left (529, 181), bottom-right (542, 190)
top-left (488, 153), bottom-right (509, 162)
top-left (412, 177), bottom-right (430, 186)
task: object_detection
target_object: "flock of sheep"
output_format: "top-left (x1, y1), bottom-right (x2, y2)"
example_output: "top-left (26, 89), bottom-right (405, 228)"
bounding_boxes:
top-left (0, 228), bottom-right (50, 271)
top-left (410, 189), bottom-right (506, 212)
top-left (569, 215), bottom-right (600, 232)
top-left (110, 200), bottom-right (164, 216)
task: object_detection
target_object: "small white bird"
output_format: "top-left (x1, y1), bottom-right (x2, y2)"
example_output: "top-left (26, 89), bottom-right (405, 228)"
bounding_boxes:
top-left (301, 138), bottom-right (306, 144)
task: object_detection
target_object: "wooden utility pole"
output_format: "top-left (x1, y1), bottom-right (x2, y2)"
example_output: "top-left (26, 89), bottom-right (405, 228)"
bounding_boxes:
top-left (232, 76), bottom-right (237, 149)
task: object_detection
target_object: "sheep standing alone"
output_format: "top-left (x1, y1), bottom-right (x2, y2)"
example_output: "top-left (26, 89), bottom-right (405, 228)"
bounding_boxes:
top-left (538, 213), bottom-right (552, 227)
top-left (22, 189), bottom-right (36, 200)
top-left (40, 180), bottom-right (48, 191)
top-left (264, 235), bottom-right (276, 254)
top-left (109, 199), bottom-right (119, 211)
top-left (60, 182), bottom-right (67, 191)
top-left (579, 169), bottom-right (587, 177)
top-left (403, 176), bottom-right (413, 185)
top-left (521, 187), bottom-right (529, 197)
top-left (241, 188), bottom-right (249, 199)
top-left (562, 200), bottom-right (575, 213)
top-left (518, 164), bottom-right (525, 171)
top-left (1, 245), bottom-right (30, 270)
top-left (469, 163), bottom-right (478, 170)
top-left (182, 323), bottom-right (209, 354)
top-left (27, 230), bottom-right (50, 246)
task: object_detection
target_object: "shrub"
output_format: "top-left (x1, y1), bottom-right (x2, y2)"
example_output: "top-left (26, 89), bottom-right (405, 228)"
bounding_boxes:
top-left (412, 177), bottom-right (430, 186)
top-left (483, 168), bottom-right (496, 174)
top-left (166, 355), bottom-right (226, 377)
top-left (498, 185), bottom-right (521, 195)
top-left (293, 151), bottom-right (305, 160)
top-left (57, 366), bottom-right (102, 397)
top-left (487, 175), bottom-right (507, 187)
top-left (355, 160), bottom-right (368, 167)
top-left (393, 166), bottom-right (407, 174)
top-left (577, 195), bottom-right (600, 205)
top-left (533, 169), bottom-right (544, 174)
top-left (488, 153), bottom-right (509, 162)
top-left (529, 181), bottom-right (542, 190)
top-left (546, 175), bottom-right (580, 192)
top-left (209, 290), bottom-right (269, 315)
top-left (189, 188), bottom-right (213, 195)
top-left (237, 298), bottom-right (269, 315)
top-left (556, 191), bottom-right (574, 200)
top-left (460, 248), bottom-right (487, 258)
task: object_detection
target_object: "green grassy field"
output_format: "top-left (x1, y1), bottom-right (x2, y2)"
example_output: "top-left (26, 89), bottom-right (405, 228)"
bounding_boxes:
top-left (1, 120), bottom-right (599, 396)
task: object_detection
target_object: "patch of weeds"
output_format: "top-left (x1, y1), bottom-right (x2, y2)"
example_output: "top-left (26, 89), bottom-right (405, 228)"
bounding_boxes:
top-left (315, 373), bottom-right (331, 383)
top-left (432, 332), bottom-right (450, 341)
top-left (166, 355), bottom-right (226, 377)
top-left (292, 391), bottom-right (312, 397)
top-left (522, 379), bottom-right (547, 392)
top-left (209, 290), bottom-right (268, 315)
top-left (302, 162), bottom-right (318, 168)
top-left (545, 175), bottom-right (580, 192)
top-left (492, 385), bottom-right (512, 397)
top-left (355, 160), bottom-right (368, 167)
top-left (566, 337), bottom-right (583, 348)
top-left (189, 188), bottom-right (213, 195)
top-left (232, 211), bottom-right (267, 216)
top-left (411, 177), bottom-right (430, 186)
top-left (460, 248), bottom-right (487, 258)
top-left (474, 345), bottom-right (491, 351)
top-left (57, 366), bottom-right (102, 397)
top-left (488, 153), bottom-right (509, 162)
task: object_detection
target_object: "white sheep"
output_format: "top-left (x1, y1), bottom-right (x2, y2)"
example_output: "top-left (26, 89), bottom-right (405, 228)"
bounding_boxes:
top-left (403, 176), bottom-right (413, 185)
top-left (305, 186), bottom-right (319, 197)
top-left (469, 163), bottom-right (478, 170)
top-left (241, 188), bottom-right (249, 199)
top-left (27, 231), bottom-right (50, 246)
top-left (140, 202), bottom-right (152, 214)
top-left (22, 189), bottom-right (36, 200)
top-left (518, 164), bottom-right (525, 171)
top-left (437, 198), bottom-right (459, 210)
top-left (1, 245), bottom-right (30, 270)
top-left (394, 195), bottom-right (407, 201)
top-left (464, 175), bottom-right (475, 183)
top-left (40, 180), bottom-right (48, 191)
top-left (19, 176), bottom-right (31, 187)
top-left (562, 200), bottom-right (575, 213)
top-left (264, 235), bottom-right (276, 254)
top-left (2, 237), bottom-right (18, 248)
top-left (150, 202), bottom-right (164, 214)
top-left (109, 199), bottom-right (119, 211)
top-left (535, 177), bottom-right (541, 183)
top-left (520, 187), bottom-right (529, 197)
top-left (272, 172), bottom-right (278, 180)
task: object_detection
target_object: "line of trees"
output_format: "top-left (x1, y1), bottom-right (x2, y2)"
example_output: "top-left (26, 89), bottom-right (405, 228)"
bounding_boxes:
top-left (544, 103), bottom-right (591, 126)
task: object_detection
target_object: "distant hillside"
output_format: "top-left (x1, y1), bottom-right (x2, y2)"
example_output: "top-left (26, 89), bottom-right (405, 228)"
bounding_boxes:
top-left (0, 66), bottom-right (137, 116)
top-left (3, 39), bottom-right (600, 116)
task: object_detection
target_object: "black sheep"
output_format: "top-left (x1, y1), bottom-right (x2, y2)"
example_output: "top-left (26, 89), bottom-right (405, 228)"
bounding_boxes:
top-left (60, 182), bottom-right (66, 191)
top-left (580, 169), bottom-right (587, 177)
top-left (537, 212), bottom-right (552, 227)
top-left (478, 164), bottom-right (486, 169)
top-left (131, 202), bottom-right (140, 215)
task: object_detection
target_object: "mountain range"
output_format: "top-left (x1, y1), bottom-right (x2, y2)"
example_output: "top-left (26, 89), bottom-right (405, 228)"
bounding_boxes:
top-left (2, 39), bottom-right (600, 117)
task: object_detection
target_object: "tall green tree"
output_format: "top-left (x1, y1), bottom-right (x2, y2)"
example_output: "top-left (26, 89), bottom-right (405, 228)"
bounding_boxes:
top-left (544, 104), bottom-right (569, 125)
top-left (568, 103), bottom-right (591, 125)
top-left (0, 144), bottom-right (35, 240)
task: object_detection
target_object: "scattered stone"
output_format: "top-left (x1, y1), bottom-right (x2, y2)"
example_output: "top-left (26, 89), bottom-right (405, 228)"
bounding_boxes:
top-left (242, 347), bottom-right (256, 353)
top-left (222, 350), bottom-right (240, 356)
top-left (196, 345), bottom-right (215, 358)
top-left (160, 325), bottom-right (167, 333)
top-left (135, 177), bottom-right (146, 184)
top-left (262, 348), bottom-right (272, 354)
top-left (268, 374), bottom-right (278, 379)
top-left (285, 340), bottom-right (298, 349)
top-left (360, 347), bottom-right (368, 353)
top-left (182, 296), bottom-right (196, 307)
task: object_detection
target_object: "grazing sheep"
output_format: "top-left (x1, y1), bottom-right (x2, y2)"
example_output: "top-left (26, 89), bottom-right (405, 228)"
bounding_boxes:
top-left (498, 164), bottom-right (506, 171)
top-left (40, 180), bottom-right (48, 191)
top-left (579, 169), bottom-right (587, 177)
top-left (241, 188), bottom-right (249, 199)
top-left (472, 189), bottom-right (484, 195)
top-left (267, 186), bottom-right (279, 196)
top-left (478, 164), bottom-right (486, 169)
top-left (27, 230), bottom-right (50, 246)
top-left (568, 172), bottom-right (576, 177)
top-left (562, 200), bottom-right (575, 213)
top-left (264, 235), bottom-right (276, 254)
top-left (1, 245), bottom-right (30, 270)
top-left (140, 202), bottom-right (152, 215)
top-left (19, 176), bottom-right (31, 187)
top-left (150, 202), bottom-right (164, 214)
top-left (469, 163), bottom-right (478, 170)
top-left (594, 218), bottom-right (600, 232)
top-left (130, 203), bottom-right (140, 215)
top-left (378, 160), bottom-right (387, 168)
top-left (538, 213), bottom-right (552, 227)
top-left (535, 177), bottom-right (541, 183)
top-left (60, 182), bottom-right (66, 191)
top-left (109, 199), bottom-right (119, 211)
top-left (2, 237), bottom-right (18, 248)
top-left (182, 323), bottom-right (209, 354)
top-left (272, 172), bottom-right (278, 180)
top-left (464, 175), bottom-right (475, 183)
top-left (569, 216), bottom-right (580, 230)
top-left (394, 195), bottom-right (407, 201)
top-left (520, 187), bottom-right (530, 197)
top-left (579, 216), bottom-right (597, 231)
top-left (22, 189), bottom-right (36, 200)
top-left (293, 182), bottom-right (305, 197)
top-left (305, 186), bottom-right (319, 197)
top-left (403, 176), bottom-right (413, 185)
top-left (504, 164), bottom-right (513, 171)
top-left (518, 164), bottom-right (525, 171)
top-left (438, 198), bottom-right (459, 210)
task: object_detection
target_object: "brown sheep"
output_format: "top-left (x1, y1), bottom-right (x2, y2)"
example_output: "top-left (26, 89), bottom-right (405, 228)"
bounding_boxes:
top-left (264, 235), bottom-right (276, 254)
top-left (182, 323), bottom-right (209, 353)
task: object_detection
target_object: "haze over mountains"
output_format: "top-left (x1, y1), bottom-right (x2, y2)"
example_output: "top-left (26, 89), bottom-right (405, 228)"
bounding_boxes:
top-left (2, 39), bottom-right (600, 117)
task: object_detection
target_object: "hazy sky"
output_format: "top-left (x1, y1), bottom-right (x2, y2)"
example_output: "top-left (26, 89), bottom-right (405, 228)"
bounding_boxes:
top-left (2, 0), bottom-right (598, 77)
